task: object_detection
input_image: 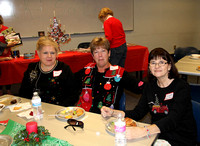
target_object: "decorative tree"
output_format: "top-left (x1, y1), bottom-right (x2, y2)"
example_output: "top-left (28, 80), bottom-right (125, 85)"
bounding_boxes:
top-left (155, 94), bottom-right (159, 105)
top-left (47, 11), bottom-right (71, 52)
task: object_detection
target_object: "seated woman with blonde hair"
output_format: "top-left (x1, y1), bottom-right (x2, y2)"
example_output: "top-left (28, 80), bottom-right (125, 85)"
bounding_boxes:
top-left (19, 36), bottom-right (78, 106)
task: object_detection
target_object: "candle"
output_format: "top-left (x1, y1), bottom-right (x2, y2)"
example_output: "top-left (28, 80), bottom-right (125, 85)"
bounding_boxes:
top-left (26, 121), bottom-right (38, 135)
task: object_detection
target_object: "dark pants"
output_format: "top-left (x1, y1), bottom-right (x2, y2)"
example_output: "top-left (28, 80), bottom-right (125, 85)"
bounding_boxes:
top-left (0, 85), bottom-right (11, 90)
top-left (109, 43), bottom-right (127, 67)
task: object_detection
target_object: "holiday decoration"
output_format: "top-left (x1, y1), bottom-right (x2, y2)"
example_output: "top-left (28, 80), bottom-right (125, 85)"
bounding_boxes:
top-left (104, 82), bottom-right (112, 90)
top-left (47, 11), bottom-right (71, 51)
top-left (14, 122), bottom-right (50, 145)
top-left (1, 27), bottom-right (22, 46)
top-left (26, 121), bottom-right (38, 135)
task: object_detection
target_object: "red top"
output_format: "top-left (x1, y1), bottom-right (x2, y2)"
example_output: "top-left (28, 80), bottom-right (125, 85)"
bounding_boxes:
top-left (103, 17), bottom-right (126, 48)
top-left (0, 25), bottom-right (8, 43)
top-left (0, 25), bottom-right (11, 57)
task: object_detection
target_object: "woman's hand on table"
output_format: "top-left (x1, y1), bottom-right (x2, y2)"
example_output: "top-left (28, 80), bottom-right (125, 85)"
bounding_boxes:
top-left (126, 126), bottom-right (147, 139)
top-left (101, 106), bottom-right (113, 117)
top-left (126, 124), bottom-right (161, 140)
top-left (101, 106), bottom-right (125, 118)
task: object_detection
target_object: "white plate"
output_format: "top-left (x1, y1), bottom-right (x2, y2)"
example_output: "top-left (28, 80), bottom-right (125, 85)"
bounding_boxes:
top-left (0, 104), bottom-right (5, 112)
top-left (9, 102), bottom-right (31, 112)
top-left (0, 97), bottom-right (21, 107)
top-left (55, 107), bottom-right (85, 122)
top-left (105, 119), bottom-right (137, 136)
top-left (190, 54), bottom-right (200, 59)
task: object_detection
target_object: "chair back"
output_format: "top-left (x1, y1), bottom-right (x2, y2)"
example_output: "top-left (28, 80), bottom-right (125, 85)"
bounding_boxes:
top-left (190, 84), bottom-right (200, 103)
top-left (191, 100), bottom-right (200, 143)
top-left (119, 92), bottom-right (126, 111)
top-left (77, 42), bottom-right (90, 49)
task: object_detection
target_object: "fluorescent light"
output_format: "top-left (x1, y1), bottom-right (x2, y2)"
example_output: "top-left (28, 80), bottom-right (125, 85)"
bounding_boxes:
top-left (0, 1), bottom-right (13, 17)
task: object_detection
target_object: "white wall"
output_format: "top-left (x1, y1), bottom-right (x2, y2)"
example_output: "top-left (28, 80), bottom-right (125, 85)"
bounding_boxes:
top-left (13, 0), bottom-right (200, 54)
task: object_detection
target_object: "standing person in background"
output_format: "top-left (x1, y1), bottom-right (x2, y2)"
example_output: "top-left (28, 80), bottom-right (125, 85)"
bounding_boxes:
top-left (0, 15), bottom-right (13, 95)
top-left (98, 7), bottom-right (127, 67)
top-left (0, 41), bottom-right (15, 61)
top-left (19, 36), bottom-right (78, 107)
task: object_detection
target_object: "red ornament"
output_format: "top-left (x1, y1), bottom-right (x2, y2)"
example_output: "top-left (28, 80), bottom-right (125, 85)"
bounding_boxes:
top-left (85, 68), bottom-right (91, 74)
top-left (83, 91), bottom-right (90, 102)
top-left (104, 82), bottom-right (112, 90)
top-left (26, 121), bottom-right (38, 135)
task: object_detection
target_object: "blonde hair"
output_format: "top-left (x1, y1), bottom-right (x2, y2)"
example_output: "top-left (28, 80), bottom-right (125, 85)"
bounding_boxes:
top-left (98, 7), bottom-right (113, 20)
top-left (90, 37), bottom-right (110, 54)
top-left (36, 36), bottom-right (59, 53)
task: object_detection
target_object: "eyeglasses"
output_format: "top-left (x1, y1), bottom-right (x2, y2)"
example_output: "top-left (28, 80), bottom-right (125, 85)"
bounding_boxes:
top-left (149, 61), bottom-right (168, 67)
top-left (64, 119), bottom-right (84, 131)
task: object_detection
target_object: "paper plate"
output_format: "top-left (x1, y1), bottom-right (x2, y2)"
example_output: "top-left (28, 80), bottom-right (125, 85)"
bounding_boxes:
top-left (0, 97), bottom-right (21, 107)
top-left (0, 135), bottom-right (13, 146)
top-left (190, 54), bottom-right (200, 59)
top-left (55, 107), bottom-right (85, 122)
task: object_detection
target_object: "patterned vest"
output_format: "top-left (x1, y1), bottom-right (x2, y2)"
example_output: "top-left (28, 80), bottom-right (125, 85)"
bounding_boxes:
top-left (77, 63), bottom-right (125, 112)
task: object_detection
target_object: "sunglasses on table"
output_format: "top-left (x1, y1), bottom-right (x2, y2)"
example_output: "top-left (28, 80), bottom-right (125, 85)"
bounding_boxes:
top-left (64, 119), bottom-right (84, 131)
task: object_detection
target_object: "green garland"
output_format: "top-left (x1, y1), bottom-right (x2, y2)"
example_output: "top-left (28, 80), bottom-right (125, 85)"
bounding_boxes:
top-left (13, 126), bottom-right (50, 146)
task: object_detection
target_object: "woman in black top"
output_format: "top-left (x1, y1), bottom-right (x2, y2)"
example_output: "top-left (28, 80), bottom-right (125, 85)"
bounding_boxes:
top-left (101, 48), bottom-right (197, 145)
top-left (19, 36), bottom-right (78, 106)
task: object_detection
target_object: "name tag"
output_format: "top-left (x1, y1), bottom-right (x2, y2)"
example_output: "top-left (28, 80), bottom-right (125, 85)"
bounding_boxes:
top-left (110, 65), bottom-right (118, 70)
top-left (164, 92), bottom-right (174, 101)
top-left (53, 70), bottom-right (62, 77)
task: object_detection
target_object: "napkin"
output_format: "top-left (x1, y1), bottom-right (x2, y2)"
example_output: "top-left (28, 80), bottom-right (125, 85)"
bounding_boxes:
top-left (9, 102), bottom-right (31, 112)
top-left (153, 139), bottom-right (171, 146)
top-left (17, 109), bottom-right (33, 119)
top-left (17, 109), bottom-right (45, 119)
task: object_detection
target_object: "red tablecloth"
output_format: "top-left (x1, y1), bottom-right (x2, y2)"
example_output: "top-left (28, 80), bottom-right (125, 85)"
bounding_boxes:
top-left (0, 45), bottom-right (149, 85)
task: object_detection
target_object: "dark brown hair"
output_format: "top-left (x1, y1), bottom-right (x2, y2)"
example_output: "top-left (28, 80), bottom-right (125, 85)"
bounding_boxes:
top-left (148, 47), bottom-right (179, 81)
top-left (0, 15), bottom-right (4, 25)
top-left (90, 37), bottom-right (110, 55)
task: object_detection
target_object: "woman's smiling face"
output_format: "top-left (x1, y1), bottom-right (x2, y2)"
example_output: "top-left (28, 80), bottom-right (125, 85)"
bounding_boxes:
top-left (149, 57), bottom-right (171, 80)
top-left (38, 45), bottom-right (57, 68)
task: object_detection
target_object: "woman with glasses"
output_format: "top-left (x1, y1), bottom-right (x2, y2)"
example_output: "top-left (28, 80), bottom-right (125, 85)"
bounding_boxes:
top-left (101, 48), bottom-right (197, 145)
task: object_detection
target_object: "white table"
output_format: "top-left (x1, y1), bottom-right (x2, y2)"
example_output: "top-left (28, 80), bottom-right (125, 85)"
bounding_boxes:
top-left (175, 56), bottom-right (200, 76)
top-left (0, 95), bottom-right (158, 146)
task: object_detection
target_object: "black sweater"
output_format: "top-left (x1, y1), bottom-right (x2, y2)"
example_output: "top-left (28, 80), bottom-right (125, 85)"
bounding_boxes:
top-left (125, 78), bottom-right (197, 146)
top-left (19, 61), bottom-right (78, 107)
